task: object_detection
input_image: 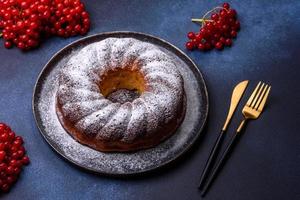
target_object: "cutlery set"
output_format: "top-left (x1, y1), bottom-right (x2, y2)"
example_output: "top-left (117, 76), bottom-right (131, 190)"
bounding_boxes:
top-left (199, 81), bottom-right (271, 196)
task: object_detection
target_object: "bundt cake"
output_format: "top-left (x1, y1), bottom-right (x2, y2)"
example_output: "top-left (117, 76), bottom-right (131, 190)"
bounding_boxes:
top-left (56, 37), bottom-right (186, 152)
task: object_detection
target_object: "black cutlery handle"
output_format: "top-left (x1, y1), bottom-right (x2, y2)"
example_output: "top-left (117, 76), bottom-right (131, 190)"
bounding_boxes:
top-left (198, 130), bottom-right (226, 189)
top-left (201, 131), bottom-right (241, 197)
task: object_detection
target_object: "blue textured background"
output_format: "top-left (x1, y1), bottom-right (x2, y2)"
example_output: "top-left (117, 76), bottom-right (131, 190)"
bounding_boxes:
top-left (0, 0), bottom-right (300, 199)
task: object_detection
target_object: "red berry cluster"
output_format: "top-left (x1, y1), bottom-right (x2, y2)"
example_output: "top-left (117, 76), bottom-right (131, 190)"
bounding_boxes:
top-left (0, 123), bottom-right (29, 193)
top-left (186, 2), bottom-right (240, 51)
top-left (0, 0), bottom-right (90, 50)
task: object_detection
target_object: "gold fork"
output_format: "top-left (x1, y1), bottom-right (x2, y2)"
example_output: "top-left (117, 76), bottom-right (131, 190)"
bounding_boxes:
top-left (236, 81), bottom-right (271, 133)
top-left (201, 82), bottom-right (271, 196)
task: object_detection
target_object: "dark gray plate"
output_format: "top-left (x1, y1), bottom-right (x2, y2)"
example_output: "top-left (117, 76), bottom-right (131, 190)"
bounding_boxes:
top-left (32, 31), bottom-right (208, 175)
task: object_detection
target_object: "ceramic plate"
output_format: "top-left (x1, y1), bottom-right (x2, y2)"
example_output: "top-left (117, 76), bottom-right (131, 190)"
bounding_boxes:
top-left (32, 31), bottom-right (208, 175)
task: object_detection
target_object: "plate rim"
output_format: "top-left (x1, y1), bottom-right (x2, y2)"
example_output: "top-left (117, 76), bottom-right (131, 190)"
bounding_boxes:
top-left (32, 31), bottom-right (209, 176)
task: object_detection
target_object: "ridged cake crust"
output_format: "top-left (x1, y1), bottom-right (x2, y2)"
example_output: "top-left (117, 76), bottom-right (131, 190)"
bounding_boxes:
top-left (56, 38), bottom-right (186, 152)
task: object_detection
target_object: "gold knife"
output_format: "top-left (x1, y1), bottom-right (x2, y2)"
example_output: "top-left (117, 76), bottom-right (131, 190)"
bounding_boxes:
top-left (198, 80), bottom-right (249, 189)
top-left (222, 80), bottom-right (249, 131)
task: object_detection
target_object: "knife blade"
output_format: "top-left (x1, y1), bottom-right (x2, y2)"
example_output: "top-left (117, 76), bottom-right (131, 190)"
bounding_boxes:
top-left (222, 80), bottom-right (249, 131)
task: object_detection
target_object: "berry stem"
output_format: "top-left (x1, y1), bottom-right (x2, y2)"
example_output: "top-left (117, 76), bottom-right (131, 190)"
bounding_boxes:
top-left (192, 6), bottom-right (229, 28)
top-left (191, 18), bottom-right (213, 23)
top-left (0, 33), bottom-right (2, 38)
top-left (202, 6), bottom-right (229, 19)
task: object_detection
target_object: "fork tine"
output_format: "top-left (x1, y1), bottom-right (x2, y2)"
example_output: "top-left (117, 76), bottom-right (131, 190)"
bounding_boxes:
top-left (254, 84), bottom-right (268, 110)
top-left (246, 81), bottom-right (261, 107)
top-left (257, 86), bottom-right (271, 111)
top-left (251, 82), bottom-right (265, 107)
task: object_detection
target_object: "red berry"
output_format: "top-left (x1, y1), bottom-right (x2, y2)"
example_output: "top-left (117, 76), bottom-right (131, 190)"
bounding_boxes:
top-left (17, 150), bottom-right (24, 158)
top-left (2, 33), bottom-right (9, 40)
top-left (222, 24), bottom-right (229, 32)
top-left (18, 146), bottom-right (26, 153)
top-left (20, 35), bottom-right (29, 42)
top-left (27, 39), bottom-right (38, 47)
top-left (1, 183), bottom-right (10, 192)
top-left (22, 156), bottom-right (30, 165)
top-left (0, 171), bottom-right (6, 179)
top-left (199, 28), bottom-right (207, 37)
top-left (9, 160), bottom-right (18, 167)
top-left (195, 33), bottom-right (203, 41)
top-left (13, 167), bottom-right (21, 175)
top-left (69, 8), bottom-right (76, 16)
top-left (205, 22), bottom-right (214, 31)
top-left (187, 32), bottom-right (195, 39)
top-left (23, 9), bottom-right (31, 17)
top-left (83, 18), bottom-right (90, 27)
top-left (185, 41), bottom-right (194, 50)
top-left (21, 1), bottom-right (29, 9)
top-left (74, 24), bottom-right (81, 33)
top-left (64, 0), bottom-right (71, 6)
top-left (81, 11), bottom-right (89, 18)
top-left (55, 10), bottom-right (62, 17)
top-left (219, 37), bottom-right (226, 44)
top-left (197, 43), bottom-right (205, 51)
top-left (234, 20), bottom-right (240, 30)
top-left (57, 3), bottom-right (64, 11)
top-left (8, 32), bottom-right (15, 40)
top-left (6, 166), bottom-right (14, 174)
top-left (0, 163), bottom-right (7, 172)
top-left (30, 14), bottom-right (38, 21)
top-left (4, 12), bottom-right (11, 20)
top-left (214, 33), bottom-right (221, 40)
top-left (211, 13), bottom-right (219, 20)
top-left (16, 21), bottom-right (25, 30)
top-left (230, 30), bottom-right (237, 38)
top-left (0, 151), bottom-right (6, 162)
top-left (210, 39), bottom-right (217, 46)
top-left (10, 146), bottom-right (18, 153)
top-left (205, 42), bottom-right (212, 50)
top-left (215, 42), bottom-right (224, 50)
top-left (0, 124), bottom-right (5, 130)
top-left (228, 9), bottom-right (237, 18)
top-left (15, 136), bottom-right (23, 144)
top-left (43, 11), bottom-right (51, 18)
top-left (222, 2), bottom-right (230, 9)
top-left (225, 38), bottom-right (232, 46)
top-left (13, 139), bottom-right (22, 147)
top-left (30, 22), bottom-right (38, 30)
top-left (191, 38), bottom-right (199, 46)
top-left (75, 6), bottom-right (83, 13)
top-left (16, 160), bottom-right (23, 168)
top-left (66, 14), bottom-right (73, 22)
top-left (11, 152), bottom-right (18, 159)
top-left (219, 9), bottom-right (227, 18)
top-left (57, 29), bottom-right (65, 36)
top-left (0, 143), bottom-right (5, 151)
top-left (6, 176), bottom-right (16, 184)
top-left (4, 41), bottom-right (12, 49)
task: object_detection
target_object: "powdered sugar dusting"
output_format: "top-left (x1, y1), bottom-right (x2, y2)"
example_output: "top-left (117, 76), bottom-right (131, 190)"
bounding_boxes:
top-left (99, 102), bottom-right (132, 141)
top-left (57, 38), bottom-right (185, 146)
top-left (33, 33), bottom-right (207, 175)
top-left (76, 103), bottom-right (119, 137)
top-left (61, 99), bottom-right (110, 123)
top-left (124, 99), bottom-right (147, 142)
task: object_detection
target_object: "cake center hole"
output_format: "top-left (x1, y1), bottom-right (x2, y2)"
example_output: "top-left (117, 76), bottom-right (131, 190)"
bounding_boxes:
top-left (99, 68), bottom-right (145, 103)
top-left (106, 89), bottom-right (140, 104)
